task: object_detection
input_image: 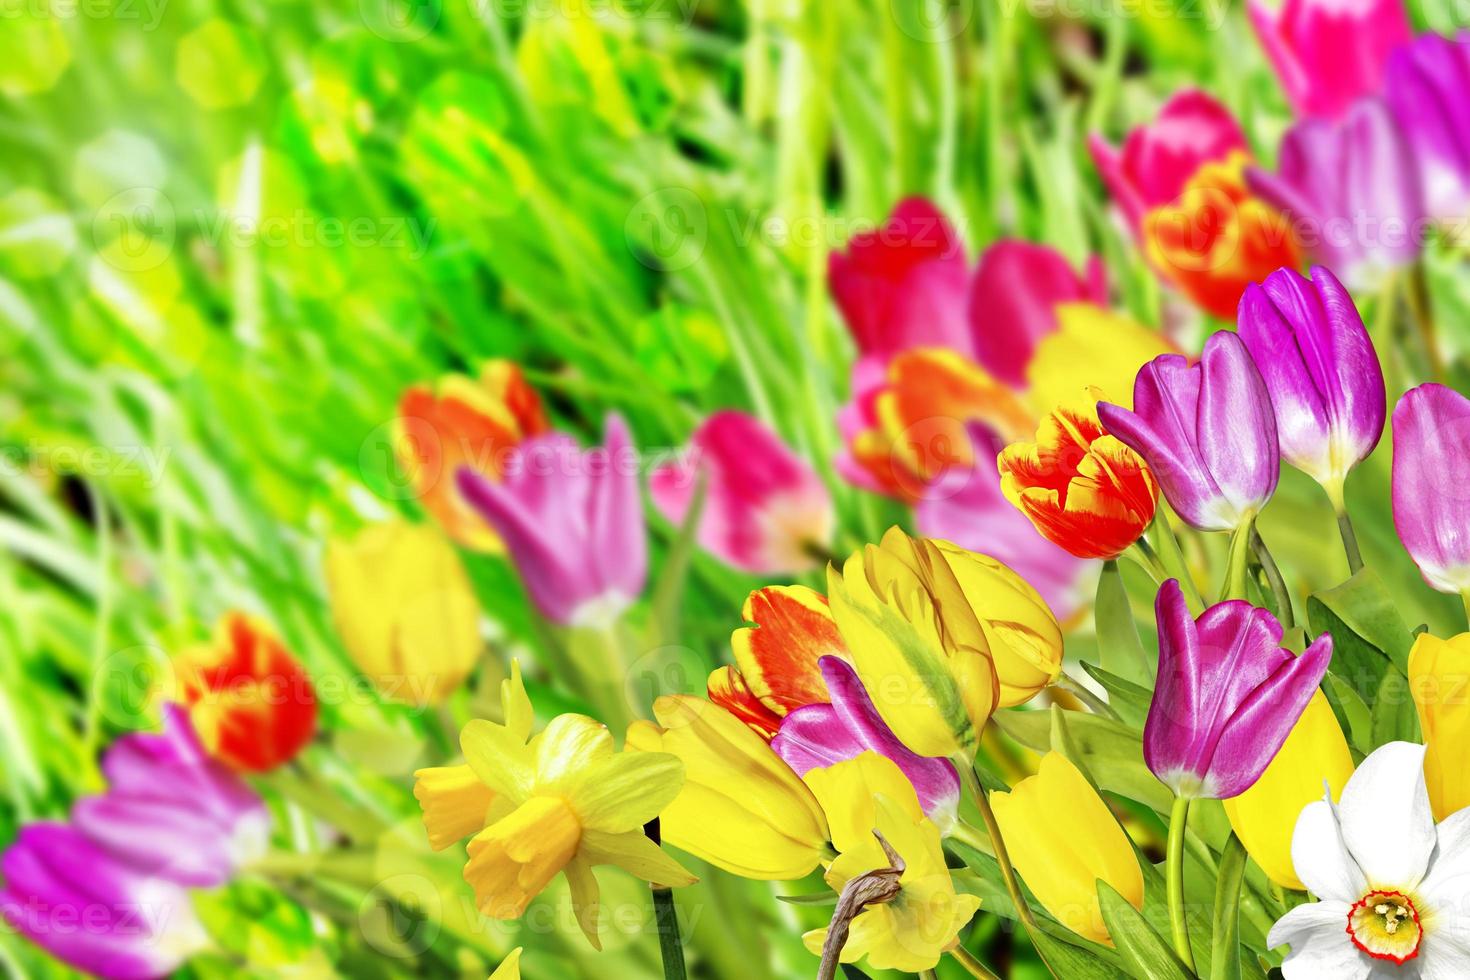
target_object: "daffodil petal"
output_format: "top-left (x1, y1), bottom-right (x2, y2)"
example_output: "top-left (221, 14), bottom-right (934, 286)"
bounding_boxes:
top-left (488, 947), bottom-right (522, 980)
top-left (562, 855), bottom-right (602, 950)
top-left (413, 764), bottom-right (497, 851)
top-left (581, 828), bottom-right (697, 888)
top-left (461, 721), bottom-right (534, 804)
top-left (532, 715), bottom-right (615, 793)
top-left (573, 751), bottom-right (685, 834)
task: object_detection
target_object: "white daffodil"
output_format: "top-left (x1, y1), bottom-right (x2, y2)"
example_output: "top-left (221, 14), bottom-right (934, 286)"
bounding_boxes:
top-left (1268, 741), bottom-right (1470, 978)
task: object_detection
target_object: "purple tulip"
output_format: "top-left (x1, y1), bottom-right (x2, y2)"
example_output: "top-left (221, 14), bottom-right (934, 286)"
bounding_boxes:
top-left (0, 824), bottom-right (210, 980)
top-left (1383, 32), bottom-right (1470, 223)
top-left (1247, 97), bottom-right (1426, 292)
top-left (72, 704), bottom-right (269, 888)
top-left (458, 414), bottom-right (647, 626)
top-left (1236, 266), bottom-right (1385, 496)
top-left (1247, 0), bottom-right (1411, 121)
top-left (1099, 332), bottom-right (1279, 533)
top-left (772, 656), bottom-right (961, 830)
top-left (1391, 384), bottom-right (1470, 594)
top-left (1146, 580), bottom-right (1333, 799)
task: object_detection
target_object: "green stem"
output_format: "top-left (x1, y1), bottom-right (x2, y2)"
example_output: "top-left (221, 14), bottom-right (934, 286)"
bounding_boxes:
top-left (1249, 527), bottom-right (1293, 629)
top-left (1148, 511), bottom-right (1204, 613)
top-left (949, 946), bottom-right (1003, 980)
top-left (1325, 481), bottom-right (1364, 575)
top-left (644, 819), bottom-right (688, 980)
top-left (955, 760), bottom-right (1037, 932)
top-left (1128, 534), bottom-right (1169, 585)
top-left (1461, 590), bottom-right (1470, 633)
top-left (1054, 673), bottom-right (1120, 721)
top-left (1222, 519), bottom-right (1255, 602)
top-left (1167, 795), bottom-right (1197, 972)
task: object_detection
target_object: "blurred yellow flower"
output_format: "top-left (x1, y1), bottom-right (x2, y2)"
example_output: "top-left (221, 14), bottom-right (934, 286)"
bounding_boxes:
top-left (325, 520), bottom-right (481, 705)
top-left (414, 663), bottom-right (695, 948)
top-left (826, 528), bottom-right (1001, 759)
top-left (991, 752), bottom-right (1144, 946)
top-left (801, 752), bottom-right (981, 972)
top-left (488, 948), bottom-right (521, 980)
top-left (1023, 303), bottom-right (1173, 417)
top-left (1222, 692), bottom-right (1353, 889)
top-left (626, 695), bottom-right (831, 881)
top-left (1409, 632), bottom-right (1470, 820)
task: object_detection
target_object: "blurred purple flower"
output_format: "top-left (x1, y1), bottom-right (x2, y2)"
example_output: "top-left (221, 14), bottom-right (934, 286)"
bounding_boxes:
top-left (1247, 0), bottom-right (1411, 120)
top-left (1391, 384), bottom-right (1470, 594)
top-left (1236, 266), bottom-right (1385, 494)
top-left (1383, 32), bottom-right (1470, 223)
top-left (458, 414), bottom-right (647, 626)
top-left (1099, 332), bottom-right (1279, 533)
top-left (1145, 580), bottom-right (1333, 799)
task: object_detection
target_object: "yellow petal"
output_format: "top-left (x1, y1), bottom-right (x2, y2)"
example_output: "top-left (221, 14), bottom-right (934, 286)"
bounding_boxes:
top-left (502, 660), bottom-right (533, 744)
top-left (802, 752), bottom-right (922, 861)
top-left (1024, 303), bottom-right (1173, 417)
top-left (571, 751), bottom-right (685, 834)
top-left (464, 796), bottom-right (582, 919)
top-left (1409, 632), bottom-right (1470, 821)
top-left (531, 714), bottom-right (615, 793)
top-left (562, 856), bottom-right (602, 950)
top-left (580, 828), bottom-right (698, 887)
top-left (488, 947), bottom-right (522, 980)
top-left (992, 753), bottom-right (1142, 945)
top-left (413, 764), bottom-right (497, 851)
top-left (1223, 692), bottom-right (1353, 889)
top-left (461, 720), bottom-right (535, 805)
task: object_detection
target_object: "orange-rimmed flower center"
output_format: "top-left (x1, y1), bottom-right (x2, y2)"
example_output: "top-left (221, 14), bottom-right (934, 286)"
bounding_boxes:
top-left (1346, 890), bottom-right (1422, 964)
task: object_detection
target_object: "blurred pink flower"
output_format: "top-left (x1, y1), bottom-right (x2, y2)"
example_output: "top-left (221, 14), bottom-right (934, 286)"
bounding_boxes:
top-left (1248, 0), bottom-right (1411, 120)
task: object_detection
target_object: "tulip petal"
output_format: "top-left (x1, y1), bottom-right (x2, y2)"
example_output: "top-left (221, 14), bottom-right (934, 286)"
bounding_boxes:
top-left (706, 665), bottom-right (783, 739)
top-left (729, 585), bottom-right (847, 716)
top-left (1392, 384), bottom-right (1470, 593)
top-left (1196, 331), bottom-right (1279, 522)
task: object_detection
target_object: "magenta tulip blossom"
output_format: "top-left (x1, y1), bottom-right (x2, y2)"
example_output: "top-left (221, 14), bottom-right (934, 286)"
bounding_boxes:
top-left (1236, 266), bottom-right (1385, 495)
top-left (1098, 331), bottom-right (1280, 533)
top-left (1247, 97), bottom-right (1426, 291)
top-left (72, 704), bottom-right (270, 888)
top-left (1391, 384), bottom-right (1470, 594)
top-left (0, 824), bottom-right (210, 980)
top-left (1146, 580), bottom-right (1333, 799)
top-left (649, 411), bottom-right (834, 575)
top-left (771, 656), bottom-right (961, 830)
top-left (458, 414), bottom-right (647, 626)
top-left (1087, 89), bottom-right (1248, 233)
top-left (1383, 32), bottom-right (1470, 223)
top-left (1247, 0), bottom-right (1411, 120)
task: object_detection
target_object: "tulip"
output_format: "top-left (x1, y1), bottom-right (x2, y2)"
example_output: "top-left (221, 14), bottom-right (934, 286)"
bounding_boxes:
top-left (1236, 266), bottom-right (1386, 499)
top-left (772, 657), bottom-right (961, 830)
top-left (649, 411), bottom-right (834, 574)
top-left (72, 703), bottom-right (270, 888)
top-left (968, 241), bottom-right (1108, 388)
top-left (1247, 98), bottom-right (1425, 292)
top-left (625, 695), bottom-right (832, 881)
top-left (836, 348), bottom-right (1033, 500)
top-left (1089, 89), bottom-right (1249, 233)
top-left (1409, 631), bottom-right (1470, 820)
top-left (324, 520), bottom-right (482, 706)
top-left (396, 360), bottom-right (549, 552)
top-left (1391, 384), bottom-right (1470, 594)
top-left (1146, 580), bottom-right (1333, 799)
top-left (707, 584), bottom-right (848, 739)
top-left (171, 612), bottom-right (317, 773)
top-left (1384, 32), bottom-right (1470, 223)
top-left (828, 198), bottom-right (973, 360)
top-left (1140, 153), bottom-right (1302, 319)
top-left (998, 397), bottom-right (1159, 561)
top-left (1099, 331), bottom-right (1280, 534)
top-left (417, 662), bottom-right (695, 948)
top-left (0, 824), bottom-right (210, 980)
top-left (1020, 304), bottom-right (1175, 418)
top-left (826, 529), bottom-right (1001, 759)
top-left (800, 752), bottom-right (981, 974)
top-left (992, 753), bottom-right (1145, 945)
top-left (1247, 0), bottom-right (1411, 121)
top-left (1220, 692), bottom-right (1354, 889)
top-left (457, 414), bottom-right (647, 627)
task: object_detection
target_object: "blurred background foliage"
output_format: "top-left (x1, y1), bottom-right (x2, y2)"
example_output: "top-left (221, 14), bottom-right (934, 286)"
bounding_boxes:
top-left (2, 0), bottom-right (1470, 976)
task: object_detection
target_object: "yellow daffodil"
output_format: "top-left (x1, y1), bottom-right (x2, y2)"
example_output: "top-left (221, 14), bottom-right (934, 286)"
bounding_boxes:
top-left (1022, 303), bottom-right (1174, 418)
top-left (801, 752), bottom-right (981, 972)
top-left (991, 752), bottom-right (1144, 946)
top-left (1222, 692), bottom-right (1353, 889)
top-left (488, 948), bottom-right (521, 979)
top-left (414, 662), bottom-right (695, 948)
top-left (826, 528), bottom-right (1000, 760)
top-left (1409, 632), bottom-right (1470, 820)
top-left (626, 695), bottom-right (831, 880)
top-left (325, 520), bottom-right (481, 705)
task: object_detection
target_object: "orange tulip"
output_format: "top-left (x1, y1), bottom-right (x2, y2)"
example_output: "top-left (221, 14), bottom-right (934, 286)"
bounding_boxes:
top-left (171, 613), bottom-right (317, 772)
top-left (395, 361), bottom-right (548, 552)
top-left (998, 397), bottom-right (1158, 560)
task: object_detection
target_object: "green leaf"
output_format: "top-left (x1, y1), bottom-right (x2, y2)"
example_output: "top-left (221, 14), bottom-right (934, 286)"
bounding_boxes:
top-left (1079, 660), bottom-right (1152, 728)
top-left (1097, 881), bottom-right (1194, 980)
top-left (1371, 670), bottom-right (1421, 746)
top-left (995, 708), bottom-right (1172, 813)
top-left (1030, 927), bottom-right (1132, 980)
top-left (1321, 672), bottom-right (1374, 755)
top-left (1097, 558), bottom-right (1153, 687)
top-left (1209, 835), bottom-right (1248, 980)
top-left (774, 890), bottom-right (838, 906)
top-left (1307, 567), bottom-right (1415, 702)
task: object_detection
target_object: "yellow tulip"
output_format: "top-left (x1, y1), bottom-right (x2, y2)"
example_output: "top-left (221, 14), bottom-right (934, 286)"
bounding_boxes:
top-left (413, 662), bottom-right (695, 948)
top-left (991, 752), bottom-right (1143, 946)
top-left (801, 752), bottom-right (981, 973)
top-left (626, 695), bottom-right (831, 881)
top-left (1024, 303), bottom-right (1174, 417)
top-left (1409, 632), bottom-right (1470, 820)
top-left (1222, 692), bottom-right (1353, 889)
top-left (325, 520), bottom-right (481, 705)
top-left (826, 528), bottom-right (1000, 760)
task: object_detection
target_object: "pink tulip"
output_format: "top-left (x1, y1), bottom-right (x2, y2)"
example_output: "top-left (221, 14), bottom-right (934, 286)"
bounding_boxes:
top-left (651, 411), bottom-right (834, 574)
top-left (1248, 0), bottom-right (1412, 120)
